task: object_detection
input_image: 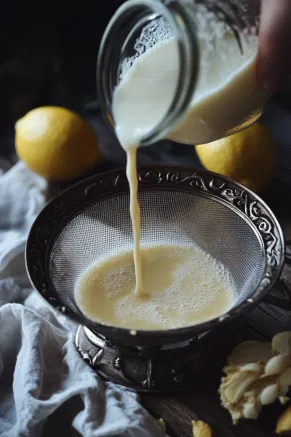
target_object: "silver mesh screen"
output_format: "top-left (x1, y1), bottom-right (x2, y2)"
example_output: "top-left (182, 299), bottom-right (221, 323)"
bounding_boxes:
top-left (49, 190), bottom-right (264, 319)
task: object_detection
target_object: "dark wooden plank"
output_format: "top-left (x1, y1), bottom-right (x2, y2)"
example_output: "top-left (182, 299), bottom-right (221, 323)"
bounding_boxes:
top-left (140, 318), bottom-right (283, 437)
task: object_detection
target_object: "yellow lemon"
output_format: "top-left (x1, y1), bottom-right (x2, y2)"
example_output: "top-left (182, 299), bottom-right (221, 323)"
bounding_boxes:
top-left (15, 106), bottom-right (100, 181)
top-left (196, 123), bottom-right (276, 192)
top-left (276, 405), bottom-right (291, 435)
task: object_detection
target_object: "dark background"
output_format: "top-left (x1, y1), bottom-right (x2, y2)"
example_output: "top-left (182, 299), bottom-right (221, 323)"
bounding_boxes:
top-left (0, 1), bottom-right (123, 136)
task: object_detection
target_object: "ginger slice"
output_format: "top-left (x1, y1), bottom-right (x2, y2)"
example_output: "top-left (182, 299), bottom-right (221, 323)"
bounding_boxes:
top-left (192, 420), bottom-right (212, 437)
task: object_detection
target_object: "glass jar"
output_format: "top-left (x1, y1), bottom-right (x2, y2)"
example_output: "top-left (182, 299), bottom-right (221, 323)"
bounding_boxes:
top-left (97, 0), bottom-right (265, 146)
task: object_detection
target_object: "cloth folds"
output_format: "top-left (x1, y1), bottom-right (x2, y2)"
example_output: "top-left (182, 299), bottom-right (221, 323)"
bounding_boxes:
top-left (0, 162), bottom-right (166, 437)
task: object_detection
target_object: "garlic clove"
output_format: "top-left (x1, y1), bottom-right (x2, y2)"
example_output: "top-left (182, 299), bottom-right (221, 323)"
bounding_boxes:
top-left (243, 392), bottom-right (262, 419)
top-left (240, 362), bottom-right (262, 373)
top-left (272, 332), bottom-right (291, 356)
top-left (223, 374), bottom-right (259, 403)
top-left (221, 369), bottom-right (251, 389)
top-left (243, 402), bottom-right (258, 420)
top-left (260, 383), bottom-right (279, 405)
top-left (265, 354), bottom-right (291, 375)
top-left (229, 341), bottom-right (272, 366)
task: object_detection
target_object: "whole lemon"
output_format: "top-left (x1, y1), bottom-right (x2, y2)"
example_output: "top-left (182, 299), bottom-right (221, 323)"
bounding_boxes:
top-left (276, 405), bottom-right (291, 435)
top-left (15, 106), bottom-right (100, 181)
top-left (196, 123), bottom-right (276, 192)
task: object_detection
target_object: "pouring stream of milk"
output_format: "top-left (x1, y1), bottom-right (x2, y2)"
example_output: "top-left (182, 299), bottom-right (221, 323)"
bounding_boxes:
top-left (112, 21), bottom-right (264, 296)
top-left (126, 147), bottom-right (143, 295)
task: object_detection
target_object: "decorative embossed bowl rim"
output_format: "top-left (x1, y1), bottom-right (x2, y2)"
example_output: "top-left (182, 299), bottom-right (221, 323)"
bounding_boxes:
top-left (26, 166), bottom-right (285, 346)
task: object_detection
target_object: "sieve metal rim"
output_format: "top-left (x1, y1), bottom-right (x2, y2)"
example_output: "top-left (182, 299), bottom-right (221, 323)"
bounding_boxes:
top-left (25, 166), bottom-right (285, 343)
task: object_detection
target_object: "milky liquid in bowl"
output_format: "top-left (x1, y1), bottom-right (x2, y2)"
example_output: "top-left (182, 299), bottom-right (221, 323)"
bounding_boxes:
top-left (75, 244), bottom-right (235, 330)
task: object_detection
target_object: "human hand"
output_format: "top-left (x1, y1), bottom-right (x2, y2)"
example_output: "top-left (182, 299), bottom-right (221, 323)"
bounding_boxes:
top-left (257, 0), bottom-right (291, 93)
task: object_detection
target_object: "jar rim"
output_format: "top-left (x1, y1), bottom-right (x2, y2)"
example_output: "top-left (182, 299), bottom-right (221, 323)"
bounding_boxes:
top-left (96, 0), bottom-right (200, 146)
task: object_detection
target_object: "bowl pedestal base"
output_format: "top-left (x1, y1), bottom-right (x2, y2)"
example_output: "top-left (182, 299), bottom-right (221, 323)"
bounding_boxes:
top-left (75, 325), bottom-right (227, 392)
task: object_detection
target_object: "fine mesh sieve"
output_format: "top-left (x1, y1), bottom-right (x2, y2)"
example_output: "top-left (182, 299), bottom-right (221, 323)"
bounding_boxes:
top-left (26, 167), bottom-right (285, 346)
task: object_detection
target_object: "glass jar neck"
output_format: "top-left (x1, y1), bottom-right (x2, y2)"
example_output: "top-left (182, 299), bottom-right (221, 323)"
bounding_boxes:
top-left (97, 0), bottom-right (200, 146)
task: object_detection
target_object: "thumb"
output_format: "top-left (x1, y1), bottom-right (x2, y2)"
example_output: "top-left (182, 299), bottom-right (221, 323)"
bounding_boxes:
top-left (257, 0), bottom-right (291, 93)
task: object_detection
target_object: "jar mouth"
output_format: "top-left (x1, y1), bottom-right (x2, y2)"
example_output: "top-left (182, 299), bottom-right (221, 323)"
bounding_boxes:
top-left (97, 0), bottom-right (200, 147)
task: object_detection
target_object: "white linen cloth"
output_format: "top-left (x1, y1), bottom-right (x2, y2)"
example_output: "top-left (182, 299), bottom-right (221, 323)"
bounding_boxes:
top-left (0, 162), bottom-right (166, 437)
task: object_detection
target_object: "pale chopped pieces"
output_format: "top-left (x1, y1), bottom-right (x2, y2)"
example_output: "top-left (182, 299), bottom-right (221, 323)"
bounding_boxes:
top-left (228, 340), bottom-right (272, 366)
top-left (272, 332), bottom-right (291, 356)
top-left (242, 394), bottom-right (262, 420)
top-left (265, 355), bottom-right (291, 375)
top-left (260, 383), bottom-right (279, 405)
top-left (276, 405), bottom-right (291, 435)
top-left (192, 420), bottom-right (212, 437)
top-left (223, 373), bottom-right (259, 403)
top-left (240, 362), bottom-right (261, 373)
top-left (157, 418), bottom-right (166, 432)
top-left (219, 332), bottom-right (291, 424)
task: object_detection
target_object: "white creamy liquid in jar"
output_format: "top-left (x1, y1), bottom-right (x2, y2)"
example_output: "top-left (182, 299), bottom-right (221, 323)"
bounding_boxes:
top-left (113, 36), bottom-right (264, 146)
top-left (113, 13), bottom-right (265, 147)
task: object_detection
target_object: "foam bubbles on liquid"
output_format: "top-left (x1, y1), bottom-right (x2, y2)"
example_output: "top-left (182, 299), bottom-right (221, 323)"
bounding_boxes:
top-left (120, 17), bottom-right (174, 80)
top-left (75, 244), bottom-right (235, 330)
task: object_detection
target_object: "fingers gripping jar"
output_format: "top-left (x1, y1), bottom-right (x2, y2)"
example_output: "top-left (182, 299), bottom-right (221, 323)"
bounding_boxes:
top-left (97, 0), bottom-right (265, 146)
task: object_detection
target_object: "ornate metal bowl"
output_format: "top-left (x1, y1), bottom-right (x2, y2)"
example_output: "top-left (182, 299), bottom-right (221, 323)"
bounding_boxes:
top-left (25, 166), bottom-right (291, 391)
